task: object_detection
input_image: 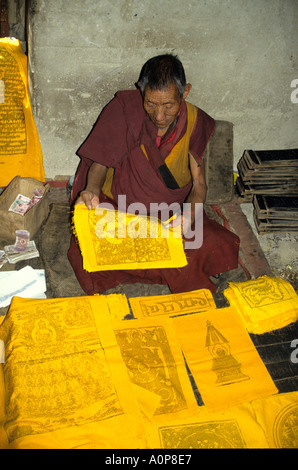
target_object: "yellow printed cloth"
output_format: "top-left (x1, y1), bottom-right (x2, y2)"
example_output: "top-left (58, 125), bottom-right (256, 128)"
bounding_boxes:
top-left (224, 275), bottom-right (298, 334)
top-left (2, 292), bottom-right (294, 449)
top-left (129, 289), bottom-right (216, 318)
top-left (73, 204), bottom-right (187, 272)
top-left (251, 391), bottom-right (298, 448)
top-left (147, 391), bottom-right (298, 449)
top-left (147, 401), bottom-right (270, 449)
top-left (0, 295), bottom-right (146, 449)
top-left (0, 38), bottom-right (45, 187)
top-left (111, 316), bottom-right (198, 419)
top-left (102, 293), bottom-right (131, 320)
top-left (173, 306), bottom-right (278, 411)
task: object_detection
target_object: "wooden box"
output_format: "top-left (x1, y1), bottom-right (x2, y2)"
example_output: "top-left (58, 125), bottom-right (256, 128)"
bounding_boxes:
top-left (0, 176), bottom-right (50, 241)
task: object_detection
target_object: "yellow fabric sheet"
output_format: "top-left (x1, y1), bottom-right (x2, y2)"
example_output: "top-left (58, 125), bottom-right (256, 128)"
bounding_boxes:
top-left (111, 316), bottom-right (198, 418)
top-left (103, 293), bottom-right (132, 320)
top-left (173, 306), bottom-right (278, 411)
top-left (148, 391), bottom-right (298, 449)
top-left (129, 288), bottom-right (216, 319)
top-left (73, 204), bottom-right (188, 272)
top-left (0, 38), bottom-right (45, 187)
top-left (224, 275), bottom-right (298, 334)
top-left (0, 295), bottom-right (146, 449)
top-left (1, 292), bottom-right (294, 449)
top-left (251, 391), bottom-right (298, 448)
top-left (147, 401), bottom-right (270, 449)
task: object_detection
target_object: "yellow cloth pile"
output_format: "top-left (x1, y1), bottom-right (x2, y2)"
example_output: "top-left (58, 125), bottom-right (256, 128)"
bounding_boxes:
top-left (224, 275), bottom-right (298, 334)
top-left (73, 204), bottom-right (187, 272)
top-left (0, 38), bottom-right (45, 186)
top-left (0, 295), bottom-right (146, 449)
top-left (0, 288), bottom-right (296, 449)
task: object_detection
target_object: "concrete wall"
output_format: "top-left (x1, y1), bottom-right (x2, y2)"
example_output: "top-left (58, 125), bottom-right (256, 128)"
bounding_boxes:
top-left (28, 0), bottom-right (298, 179)
top-left (8, 0), bottom-right (27, 48)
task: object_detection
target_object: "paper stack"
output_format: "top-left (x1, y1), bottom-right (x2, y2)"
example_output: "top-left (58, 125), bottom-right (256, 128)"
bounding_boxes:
top-left (0, 266), bottom-right (47, 308)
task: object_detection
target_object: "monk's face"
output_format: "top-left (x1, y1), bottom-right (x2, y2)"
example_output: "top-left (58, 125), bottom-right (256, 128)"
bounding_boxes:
top-left (143, 83), bottom-right (190, 133)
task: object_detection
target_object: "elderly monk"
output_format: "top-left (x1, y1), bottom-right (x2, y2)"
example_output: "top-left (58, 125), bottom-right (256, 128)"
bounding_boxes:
top-left (68, 54), bottom-right (240, 294)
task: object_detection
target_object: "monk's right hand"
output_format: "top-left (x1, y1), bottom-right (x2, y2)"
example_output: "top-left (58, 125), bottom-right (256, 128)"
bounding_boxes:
top-left (76, 190), bottom-right (100, 210)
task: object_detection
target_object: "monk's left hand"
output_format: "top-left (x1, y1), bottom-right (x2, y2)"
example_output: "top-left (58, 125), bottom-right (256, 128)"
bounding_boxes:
top-left (165, 213), bottom-right (193, 236)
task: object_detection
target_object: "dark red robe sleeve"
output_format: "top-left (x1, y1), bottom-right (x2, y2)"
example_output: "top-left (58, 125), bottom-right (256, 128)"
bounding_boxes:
top-left (77, 94), bottom-right (129, 168)
top-left (189, 108), bottom-right (216, 165)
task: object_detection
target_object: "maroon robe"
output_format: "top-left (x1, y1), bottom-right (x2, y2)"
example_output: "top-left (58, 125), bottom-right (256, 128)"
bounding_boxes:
top-left (68, 89), bottom-right (240, 294)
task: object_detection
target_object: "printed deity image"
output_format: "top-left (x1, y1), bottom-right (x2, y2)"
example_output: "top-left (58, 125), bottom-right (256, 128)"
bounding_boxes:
top-left (115, 325), bottom-right (187, 415)
top-left (73, 204), bottom-right (188, 272)
top-left (1, 299), bottom-right (120, 443)
top-left (0, 295), bottom-right (147, 448)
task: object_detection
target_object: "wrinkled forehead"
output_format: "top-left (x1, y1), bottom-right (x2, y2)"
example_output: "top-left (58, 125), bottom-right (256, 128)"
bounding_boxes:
top-left (144, 83), bottom-right (181, 103)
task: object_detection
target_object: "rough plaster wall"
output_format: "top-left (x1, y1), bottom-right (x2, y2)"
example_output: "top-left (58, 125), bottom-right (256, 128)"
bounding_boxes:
top-left (28, 0), bottom-right (298, 179)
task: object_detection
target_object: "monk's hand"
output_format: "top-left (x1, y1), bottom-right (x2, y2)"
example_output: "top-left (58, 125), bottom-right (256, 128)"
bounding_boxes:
top-left (164, 214), bottom-right (190, 243)
top-left (76, 190), bottom-right (100, 210)
top-left (181, 212), bottom-right (194, 237)
top-left (164, 214), bottom-right (185, 234)
top-left (164, 211), bottom-right (194, 240)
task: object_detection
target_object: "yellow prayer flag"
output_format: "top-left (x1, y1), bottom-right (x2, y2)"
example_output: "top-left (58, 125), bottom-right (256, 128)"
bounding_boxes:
top-left (252, 391), bottom-right (298, 448)
top-left (105, 293), bottom-right (132, 320)
top-left (173, 306), bottom-right (278, 411)
top-left (129, 289), bottom-right (216, 319)
top-left (147, 402), bottom-right (270, 449)
top-left (0, 38), bottom-right (45, 186)
top-left (0, 295), bottom-right (146, 449)
top-left (111, 316), bottom-right (198, 418)
top-left (224, 275), bottom-right (298, 334)
top-left (73, 204), bottom-right (188, 272)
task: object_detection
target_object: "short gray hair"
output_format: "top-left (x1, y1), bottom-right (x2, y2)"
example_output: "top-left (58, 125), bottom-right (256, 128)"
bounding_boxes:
top-left (138, 54), bottom-right (186, 98)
